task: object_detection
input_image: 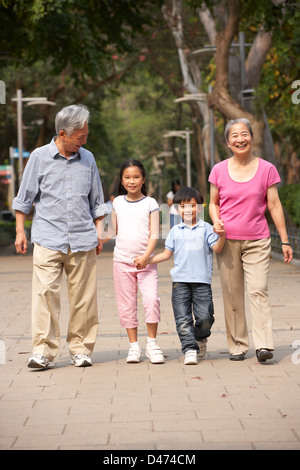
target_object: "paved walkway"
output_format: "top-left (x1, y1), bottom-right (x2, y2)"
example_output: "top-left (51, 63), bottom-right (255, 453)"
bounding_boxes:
top-left (0, 241), bottom-right (300, 451)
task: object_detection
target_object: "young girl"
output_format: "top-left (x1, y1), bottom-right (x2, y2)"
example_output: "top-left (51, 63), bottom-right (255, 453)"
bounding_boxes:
top-left (106, 159), bottom-right (164, 364)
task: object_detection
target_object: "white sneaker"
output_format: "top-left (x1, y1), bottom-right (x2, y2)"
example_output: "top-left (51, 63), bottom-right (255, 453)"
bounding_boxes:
top-left (126, 347), bottom-right (141, 363)
top-left (71, 354), bottom-right (92, 367)
top-left (28, 354), bottom-right (55, 370)
top-left (146, 342), bottom-right (164, 364)
top-left (184, 350), bottom-right (198, 365)
top-left (197, 339), bottom-right (207, 358)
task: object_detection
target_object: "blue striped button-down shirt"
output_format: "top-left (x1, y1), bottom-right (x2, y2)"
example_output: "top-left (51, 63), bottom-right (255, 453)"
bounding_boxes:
top-left (12, 138), bottom-right (107, 253)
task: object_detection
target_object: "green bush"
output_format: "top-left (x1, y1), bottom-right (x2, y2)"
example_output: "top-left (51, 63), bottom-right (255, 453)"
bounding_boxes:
top-left (278, 184), bottom-right (300, 228)
top-left (0, 220), bottom-right (31, 245)
top-left (0, 221), bottom-right (16, 245)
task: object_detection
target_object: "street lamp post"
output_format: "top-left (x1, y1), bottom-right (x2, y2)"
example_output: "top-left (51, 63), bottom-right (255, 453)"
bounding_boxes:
top-left (163, 130), bottom-right (193, 186)
top-left (11, 89), bottom-right (56, 183)
top-left (174, 92), bottom-right (215, 170)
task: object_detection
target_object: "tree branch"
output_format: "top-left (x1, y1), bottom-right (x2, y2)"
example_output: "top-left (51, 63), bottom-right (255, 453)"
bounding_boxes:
top-left (245, 27), bottom-right (272, 88)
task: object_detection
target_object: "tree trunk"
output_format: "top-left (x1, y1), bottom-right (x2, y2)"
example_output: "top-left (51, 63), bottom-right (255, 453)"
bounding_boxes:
top-left (162, 0), bottom-right (213, 169)
top-left (208, 0), bottom-right (268, 158)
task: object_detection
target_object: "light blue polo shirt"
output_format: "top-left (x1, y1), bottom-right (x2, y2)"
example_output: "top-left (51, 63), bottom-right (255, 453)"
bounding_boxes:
top-left (165, 220), bottom-right (219, 284)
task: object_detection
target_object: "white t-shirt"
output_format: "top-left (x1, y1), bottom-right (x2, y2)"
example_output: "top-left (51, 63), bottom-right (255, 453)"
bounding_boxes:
top-left (113, 195), bottom-right (159, 264)
top-left (166, 190), bottom-right (177, 215)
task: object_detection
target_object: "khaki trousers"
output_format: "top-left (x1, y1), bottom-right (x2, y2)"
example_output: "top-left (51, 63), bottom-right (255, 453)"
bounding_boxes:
top-left (217, 238), bottom-right (274, 355)
top-left (31, 244), bottom-right (98, 360)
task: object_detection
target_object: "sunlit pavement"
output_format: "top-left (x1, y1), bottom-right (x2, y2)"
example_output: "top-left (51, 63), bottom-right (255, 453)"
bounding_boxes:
top-left (0, 240), bottom-right (300, 450)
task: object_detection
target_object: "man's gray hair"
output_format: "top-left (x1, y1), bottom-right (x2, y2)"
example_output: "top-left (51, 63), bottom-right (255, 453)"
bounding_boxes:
top-left (55, 104), bottom-right (90, 136)
top-left (224, 118), bottom-right (253, 142)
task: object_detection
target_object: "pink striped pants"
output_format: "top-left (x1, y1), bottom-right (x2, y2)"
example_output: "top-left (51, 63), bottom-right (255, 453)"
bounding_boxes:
top-left (113, 262), bottom-right (161, 328)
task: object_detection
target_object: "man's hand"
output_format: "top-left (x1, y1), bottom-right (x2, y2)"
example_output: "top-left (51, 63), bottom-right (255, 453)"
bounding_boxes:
top-left (94, 216), bottom-right (105, 255)
top-left (14, 211), bottom-right (28, 254)
top-left (15, 231), bottom-right (27, 254)
top-left (96, 239), bottom-right (103, 255)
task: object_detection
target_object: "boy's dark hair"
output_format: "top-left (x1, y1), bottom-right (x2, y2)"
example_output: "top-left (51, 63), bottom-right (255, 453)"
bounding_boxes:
top-left (173, 187), bottom-right (204, 205)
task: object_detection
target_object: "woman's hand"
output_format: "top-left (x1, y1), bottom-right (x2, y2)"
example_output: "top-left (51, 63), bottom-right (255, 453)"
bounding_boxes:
top-left (213, 219), bottom-right (225, 235)
top-left (282, 244), bottom-right (293, 263)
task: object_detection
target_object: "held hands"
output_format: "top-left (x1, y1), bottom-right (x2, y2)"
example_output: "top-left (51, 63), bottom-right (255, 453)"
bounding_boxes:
top-left (134, 254), bottom-right (149, 270)
top-left (213, 219), bottom-right (225, 237)
top-left (96, 239), bottom-right (103, 255)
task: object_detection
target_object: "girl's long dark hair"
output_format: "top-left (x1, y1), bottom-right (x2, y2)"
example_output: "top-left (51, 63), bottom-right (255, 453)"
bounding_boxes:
top-left (118, 159), bottom-right (147, 196)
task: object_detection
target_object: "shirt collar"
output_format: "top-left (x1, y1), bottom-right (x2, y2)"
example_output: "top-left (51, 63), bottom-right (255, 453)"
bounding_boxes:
top-left (50, 137), bottom-right (81, 160)
top-left (178, 219), bottom-right (205, 229)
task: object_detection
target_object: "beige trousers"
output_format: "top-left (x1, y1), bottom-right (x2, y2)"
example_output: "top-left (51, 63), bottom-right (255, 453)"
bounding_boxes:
top-left (31, 244), bottom-right (98, 360)
top-left (217, 238), bottom-right (274, 355)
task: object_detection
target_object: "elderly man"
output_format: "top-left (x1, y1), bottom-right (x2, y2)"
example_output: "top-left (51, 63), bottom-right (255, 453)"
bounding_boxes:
top-left (13, 104), bottom-right (107, 369)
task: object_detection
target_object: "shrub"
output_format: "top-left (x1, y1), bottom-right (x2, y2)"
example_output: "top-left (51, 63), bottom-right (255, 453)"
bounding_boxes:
top-left (278, 184), bottom-right (300, 228)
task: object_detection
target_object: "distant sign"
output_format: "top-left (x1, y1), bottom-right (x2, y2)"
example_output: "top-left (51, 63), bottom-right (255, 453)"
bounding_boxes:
top-left (0, 165), bottom-right (12, 184)
top-left (0, 81), bottom-right (5, 104)
top-left (11, 148), bottom-right (30, 159)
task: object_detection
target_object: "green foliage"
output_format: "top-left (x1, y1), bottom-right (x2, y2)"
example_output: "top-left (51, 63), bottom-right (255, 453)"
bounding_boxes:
top-left (1, 0), bottom-right (299, 212)
top-left (0, 0), bottom-right (164, 80)
top-left (0, 54), bottom-right (180, 199)
top-left (252, 4), bottom-right (300, 150)
top-left (278, 184), bottom-right (300, 227)
top-left (84, 65), bottom-right (180, 196)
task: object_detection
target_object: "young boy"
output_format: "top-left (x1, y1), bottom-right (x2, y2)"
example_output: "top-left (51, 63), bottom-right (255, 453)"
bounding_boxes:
top-left (146, 187), bottom-right (225, 365)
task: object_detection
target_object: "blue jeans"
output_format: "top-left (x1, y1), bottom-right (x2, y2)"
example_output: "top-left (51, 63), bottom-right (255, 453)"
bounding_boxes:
top-left (171, 282), bottom-right (215, 353)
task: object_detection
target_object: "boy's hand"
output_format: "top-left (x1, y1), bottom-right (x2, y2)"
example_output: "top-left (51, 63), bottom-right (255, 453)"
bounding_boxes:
top-left (213, 219), bottom-right (225, 236)
top-left (134, 257), bottom-right (141, 269)
top-left (134, 255), bottom-right (149, 270)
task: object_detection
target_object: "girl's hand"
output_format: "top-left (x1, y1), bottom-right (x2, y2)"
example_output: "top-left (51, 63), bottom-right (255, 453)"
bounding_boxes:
top-left (134, 255), bottom-right (149, 270)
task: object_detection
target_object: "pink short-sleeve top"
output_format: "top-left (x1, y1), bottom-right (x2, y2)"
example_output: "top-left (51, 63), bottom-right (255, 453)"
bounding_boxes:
top-left (208, 158), bottom-right (281, 240)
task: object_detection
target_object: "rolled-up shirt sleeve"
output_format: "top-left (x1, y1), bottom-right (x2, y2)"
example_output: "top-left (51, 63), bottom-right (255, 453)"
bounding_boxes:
top-left (12, 151), bottom-right (40, 214)
top-left (89, 161), bottom-right (108, 220)
top-left (12, 138), bottom-right (108, 253)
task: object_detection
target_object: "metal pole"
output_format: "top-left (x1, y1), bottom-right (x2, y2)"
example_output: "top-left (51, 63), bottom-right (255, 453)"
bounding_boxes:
top-left (186, 131), bottom-right (191, 186)
top-left (9, 147), bottom-right (15, 214)
top-left (208, 85), bottom-right (215, 170)
top-left (239, 31), bottom-right (246, 108)
top-left (17, 89), bottom-right (23, 184)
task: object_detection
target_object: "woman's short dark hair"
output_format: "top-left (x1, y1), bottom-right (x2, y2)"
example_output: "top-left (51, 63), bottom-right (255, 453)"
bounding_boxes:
top-left (173, 187), bottom-right (203, 205)
top-left (118, 159), bottom-right (147, 196)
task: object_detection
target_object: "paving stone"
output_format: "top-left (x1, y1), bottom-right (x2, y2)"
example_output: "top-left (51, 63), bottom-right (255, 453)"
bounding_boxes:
top-left (0, 243), bottom-right (299, 450)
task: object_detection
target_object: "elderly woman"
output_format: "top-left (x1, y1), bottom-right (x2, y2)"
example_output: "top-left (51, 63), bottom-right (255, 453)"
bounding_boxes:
top-left (209, 118), bottom-right (293, 363)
